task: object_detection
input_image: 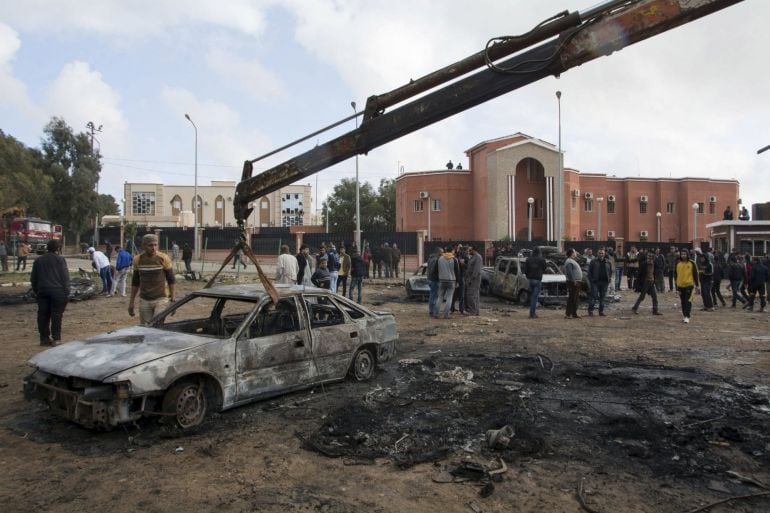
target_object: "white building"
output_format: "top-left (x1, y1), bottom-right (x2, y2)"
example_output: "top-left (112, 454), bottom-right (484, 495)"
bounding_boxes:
top-left (123, 181), bottom-right (314, 228)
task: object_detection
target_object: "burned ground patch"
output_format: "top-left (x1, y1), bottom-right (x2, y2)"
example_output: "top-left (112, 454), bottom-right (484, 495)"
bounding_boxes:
top-left (300, 353), bottom-right (770, 483)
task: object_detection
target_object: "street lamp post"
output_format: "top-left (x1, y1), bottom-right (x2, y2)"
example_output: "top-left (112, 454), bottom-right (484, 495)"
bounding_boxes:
top-left (426, 193), bottom-right (432, 241)
top-left (527, 197), bottom-right (534, 242)
top-left (692, 202), bottom-right (699, 245)
top-left (556, 91), bottom-right (563, 251)
top-left (326, 205), bottom-right (330, 233)
top-left (184, 114), bottom-right (199, 260)
top-left (351, 101), bottom-right (361, 251)
top-left (87, 121), bottom-right (103, 247)
top-left (656, 211), bottom-right (662, 242)
top-left (597, 197), bottom-right (604, 242)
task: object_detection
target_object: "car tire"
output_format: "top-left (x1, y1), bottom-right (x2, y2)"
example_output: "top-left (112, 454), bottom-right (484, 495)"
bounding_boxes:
top-left (350, 348), bottom-right (375, 381)
top-left (517, 289), bottom-right (530, 305)
top-left (162, 379), bottom-right (208, 429)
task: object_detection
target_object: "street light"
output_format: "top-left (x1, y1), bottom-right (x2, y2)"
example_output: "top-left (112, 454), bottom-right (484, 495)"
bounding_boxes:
top-left (556, 90), bottom-right (563, 250)
top-left (87, 121), bottom-right (103, 247)
top-left (351, 101), bottom-right (361, 251)
top-left (184, 114), bottom-right (199, 260)
top-left (692, 202), bottom-right (699, 244)
top-left (426, 192), bottom-right (432, 241)
top-left (597, 197), bottom-right (604, 243)
top-left (656, 211), bottom-right (662, 242)
top-left (527, 197), bottom-right (534, 242)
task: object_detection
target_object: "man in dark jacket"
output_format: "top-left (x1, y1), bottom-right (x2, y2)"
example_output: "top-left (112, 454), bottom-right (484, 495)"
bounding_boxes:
top-left (523, 249), bottom-right (547, 319)
top-left (696, 250), bottom-right (714, 311)
top-left (311, 257), bottom-right (331, 289)
top-left (632, 252), bottom-right (663, 315)
top-left (427, 247), bottom-right (442, 318)
top-left (30, 240), bottom-right (70, 346)
top-left (588, 248), bottom-right (612, 316)
top-left (746, 257), bottom-right (768, 312)
top-left (349, 249), bottom-right (367, 303)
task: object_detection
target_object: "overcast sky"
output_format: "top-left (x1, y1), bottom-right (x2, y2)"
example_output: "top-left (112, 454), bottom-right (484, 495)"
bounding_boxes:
top-left (0, 0), bottom-right (767, 218)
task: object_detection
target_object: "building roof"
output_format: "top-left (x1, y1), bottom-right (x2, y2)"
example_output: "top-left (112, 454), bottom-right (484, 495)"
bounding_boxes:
top-left (395, 169), bottom-right (471, 182)
top-left (464, 132), bottom-right (554, 154)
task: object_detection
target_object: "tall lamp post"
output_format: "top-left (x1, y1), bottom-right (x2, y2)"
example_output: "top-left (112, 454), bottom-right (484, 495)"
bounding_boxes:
top-left (597, 197), bottom-right (604, 243)
top-left (351, 101), bottom-right (361, 250)
top-left (527, 197), bottom-right (534, 241)
top-left (426, 193), bottom-right (432, 241)
top-left (692, 202), bottom-right (699, 245)
top-left (656, 211), bottom-right (662, 242)
top-left (87, 121), bottom-right (103, 247)
top-left (556, 91), bottom-right (563, 251)
top-left (184, 114), bottom-right (199, 260)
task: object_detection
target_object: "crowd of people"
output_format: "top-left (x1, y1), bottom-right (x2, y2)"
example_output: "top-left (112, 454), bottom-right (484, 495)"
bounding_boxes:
top-left (425, 243), bottom-right (484, 319)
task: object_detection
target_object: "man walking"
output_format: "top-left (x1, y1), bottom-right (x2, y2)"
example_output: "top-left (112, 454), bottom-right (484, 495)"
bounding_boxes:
top-left (392, 243), bottom-right (401, 278)
top-left (182, 243), bottom-right (192, 273)
top-left (338, 246), bottom-right (351, 296)
top-left (16, 241), bottom-right (30, 271)
top-left (349, 248), bottom-right (366, 304)
top-left (676, 249), bottom-right (699, 324)
top-left (665, 246), bottom-right (678, 292)
top-left (88, 246), bottom-right (113, 295)
top-left (727, 254), bottom-right (747, 307)
top-left (632, 252), bottom-right (663, 315)
top-left (464, 245), bottom-right (483, 316)
top-left (128, 234), bottom-right (176, 324)
top-left (746, 256), bottom-right (768, 312)
top-left (0, 240), bottom-right (8, 272)
top-left (31, 240), bottom-right (69, 346)
top-left (276, 244), bottom-right (299, 284)
top-left (588, 248), bottom-right (612, 317)
top-left (171, 240), bottom-right (180, 272)
top-left (695, 249), bottom-right (714, 312)
top-left (112, 245), bottom-right (132, 296)
top-left (564, 248), bottom-right (582, 319)
top-left (523, 248), bottom-right (546, 319)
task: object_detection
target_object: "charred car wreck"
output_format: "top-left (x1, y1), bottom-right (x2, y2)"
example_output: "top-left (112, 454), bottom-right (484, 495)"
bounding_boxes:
top-left (24, 284), bottom-right (398, 430)
top-left (481, 256), bottom-right (567, 305)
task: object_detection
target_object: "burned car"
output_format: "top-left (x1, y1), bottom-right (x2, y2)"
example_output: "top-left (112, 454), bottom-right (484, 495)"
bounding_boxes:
top-left (406, 263), bottom-right (430, 300)
top-left (480, 256), bottom-right (567, 304)
top-left (24, 284), bottom-right (398, 430)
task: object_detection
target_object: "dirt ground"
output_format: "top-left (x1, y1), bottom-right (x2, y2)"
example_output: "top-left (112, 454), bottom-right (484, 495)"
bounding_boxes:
top-left (1, 274), bottom-right (769, 513)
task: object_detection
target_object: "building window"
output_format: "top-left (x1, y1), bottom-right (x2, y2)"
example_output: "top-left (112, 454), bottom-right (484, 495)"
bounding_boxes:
top-left (698, 202), bottom-right (705, 214)
top-left (170, 195), bottom-right (182, 216)
top-left (607, 200), bottom-right (616, 214)
top-left (261, 200), bottom-right (268, 209)
top-left (571, 197), bottom-right (576, 209)
top-left (532, 198), bottom-right (544, 219)
top-left (667, 202), bottom-right (675, 213)
top-left (524, 158), bottom-right (545, 182)
top-left (640, 202), bottom-right (648, 214)
top-left (584, 198), bottom-right (593, 212)
top-left (709, 202), bottom-right (716, 214)
top-left (432, 199), bottom-right (441, 211)
top-left (414, 200), bottom-right (424, 212)
top-left (132, 192), bottom-right (156, 215)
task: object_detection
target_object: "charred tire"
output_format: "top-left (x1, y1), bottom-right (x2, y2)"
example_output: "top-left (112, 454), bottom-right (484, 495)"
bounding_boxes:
top-left (350, 348), bottom-right (375, 381)
top-left (517, 289), bottom-right (530, 306)
top-left (162, 379), bottom-right (208, 429)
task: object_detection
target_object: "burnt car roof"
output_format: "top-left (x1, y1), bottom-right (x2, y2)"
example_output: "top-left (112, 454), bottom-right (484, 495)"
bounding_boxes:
top-left (193, 283), bottom-right (329, 300)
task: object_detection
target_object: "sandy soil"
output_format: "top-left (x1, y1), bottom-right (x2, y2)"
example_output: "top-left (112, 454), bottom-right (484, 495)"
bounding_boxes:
top-left (1, 275), bottom-right (769, 513)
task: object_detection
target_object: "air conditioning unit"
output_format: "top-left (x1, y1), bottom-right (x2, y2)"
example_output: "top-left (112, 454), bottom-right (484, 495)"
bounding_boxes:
top-left (607, 195), bottom-right (616, 202)
top-left (607, 230), bottom-right (616, 239)
top-left (584, 192), bottom-right (594, 200)
top-left (586, 229), bottom-right (595, 238)
top-left (640, 230), bottom-right (649, 238)
top-left (419, 191), bottom-right (429, 199)
top-left (709, 196), bottom-right (717, 203)
top-left (571, 189), bottom-right (581, 197)
top-left (640, 195), bottom-right (649, 203)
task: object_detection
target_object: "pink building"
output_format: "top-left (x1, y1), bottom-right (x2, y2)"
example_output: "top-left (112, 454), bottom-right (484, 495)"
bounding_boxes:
top-left (396, 133), bottom-right (739, 246)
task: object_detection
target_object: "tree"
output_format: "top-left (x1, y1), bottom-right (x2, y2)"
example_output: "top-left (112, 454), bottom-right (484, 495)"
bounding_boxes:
top-left (375, 178), bottom-right (396, 232)
top-left (0, 130), bottom-right (52, 217)
top-left (322, 177), bottom-right (397, 234)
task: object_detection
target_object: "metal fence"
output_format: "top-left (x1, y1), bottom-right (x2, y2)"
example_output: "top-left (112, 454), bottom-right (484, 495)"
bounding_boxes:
top-left (301, 232), bottom-right (417, 254)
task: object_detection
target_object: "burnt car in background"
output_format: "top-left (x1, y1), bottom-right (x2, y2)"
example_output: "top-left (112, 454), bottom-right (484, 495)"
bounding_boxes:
top-left (406, 263), bottom-right (430, 300)
top-left (481, 256), bottom-right (567, 304)
top-left (24, 284), bottom-right (398, 430)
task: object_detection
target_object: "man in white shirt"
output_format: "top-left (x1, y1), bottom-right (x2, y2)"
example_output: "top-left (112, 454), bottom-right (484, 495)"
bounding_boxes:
top-left (88, 246), bottom-right (113, 296)
top-left (276, 245), bottom-right (299, 284)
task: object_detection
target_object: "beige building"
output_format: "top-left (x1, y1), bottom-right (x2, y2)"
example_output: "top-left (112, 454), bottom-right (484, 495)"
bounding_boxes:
top-left (123, 181), bottom-right (314, 228)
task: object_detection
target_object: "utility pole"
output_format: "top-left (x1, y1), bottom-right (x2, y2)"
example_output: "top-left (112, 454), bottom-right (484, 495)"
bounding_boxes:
top-left (86, 121), bottom-right (103, 247)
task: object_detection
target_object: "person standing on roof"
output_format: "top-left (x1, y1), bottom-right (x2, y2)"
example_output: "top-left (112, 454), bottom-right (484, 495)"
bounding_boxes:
top-left (128, 234), bottom-right (176, 324)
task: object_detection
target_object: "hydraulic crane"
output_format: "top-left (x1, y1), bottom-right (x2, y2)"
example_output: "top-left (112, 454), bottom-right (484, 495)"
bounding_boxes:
top-left (214, 0), bottom-right (744, 301)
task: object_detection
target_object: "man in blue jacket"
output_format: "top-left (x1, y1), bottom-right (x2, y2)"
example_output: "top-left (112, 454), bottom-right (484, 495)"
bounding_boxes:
top-left (112, 245), bottom-right (133, 297)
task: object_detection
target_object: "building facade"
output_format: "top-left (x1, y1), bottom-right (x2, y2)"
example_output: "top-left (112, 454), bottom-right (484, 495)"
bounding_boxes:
top-left (396, 132), bottom-right (740, 244)
top-left (123, 181), bottom-right (314, 229)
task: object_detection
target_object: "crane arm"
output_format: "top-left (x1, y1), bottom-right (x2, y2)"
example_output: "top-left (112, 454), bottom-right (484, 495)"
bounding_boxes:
top-left (234, 0), bottom-right (742, 226)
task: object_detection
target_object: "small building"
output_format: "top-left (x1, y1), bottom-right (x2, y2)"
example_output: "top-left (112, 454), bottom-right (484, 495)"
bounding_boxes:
top-left (123, 181), bottom-right (314, 228)
top-left (707, 220), bottom-right (770, 256)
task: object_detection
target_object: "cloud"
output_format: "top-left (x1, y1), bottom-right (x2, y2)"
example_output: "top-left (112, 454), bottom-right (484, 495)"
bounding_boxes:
top-left (0, 23), bottom-right (35, 113)
top-left (204, 46), bottom-right (285, 103)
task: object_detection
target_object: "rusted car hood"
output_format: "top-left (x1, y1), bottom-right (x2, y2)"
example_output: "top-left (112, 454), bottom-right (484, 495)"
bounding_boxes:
top-left (29, 326), bottom-right (212, 381)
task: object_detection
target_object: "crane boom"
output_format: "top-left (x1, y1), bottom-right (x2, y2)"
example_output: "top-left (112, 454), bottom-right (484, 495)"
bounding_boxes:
top-left (234, 0), bottom-right (743, 226)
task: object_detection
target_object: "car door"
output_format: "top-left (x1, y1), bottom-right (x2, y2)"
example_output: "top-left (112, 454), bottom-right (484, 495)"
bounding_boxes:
top-left (235, 297), bottom-right (314, 402)
top-left (302, 293), bottom-right (359, 380)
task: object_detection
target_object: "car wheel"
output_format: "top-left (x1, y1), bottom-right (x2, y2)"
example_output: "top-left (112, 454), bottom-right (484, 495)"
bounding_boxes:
top-left (350, 348), bottom-right (375, 381)
top-left (518, 289), bottom-right (530, 305)
top-left (162, 379), bottom-right (207, 429)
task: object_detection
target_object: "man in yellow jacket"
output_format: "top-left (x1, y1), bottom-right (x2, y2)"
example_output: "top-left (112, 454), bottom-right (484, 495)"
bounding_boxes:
top-left (675, 249), bottom-right (700, 324)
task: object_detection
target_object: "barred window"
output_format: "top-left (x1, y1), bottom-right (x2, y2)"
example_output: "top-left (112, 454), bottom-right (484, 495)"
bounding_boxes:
top-left (640, 202), bottom-right (648, 214)
top-left (607, 200), bottom-right (616, 214)
top-left (414, 200), bottom-right (424, 212)
top-left (132, 192), bottom-right (156, 215)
